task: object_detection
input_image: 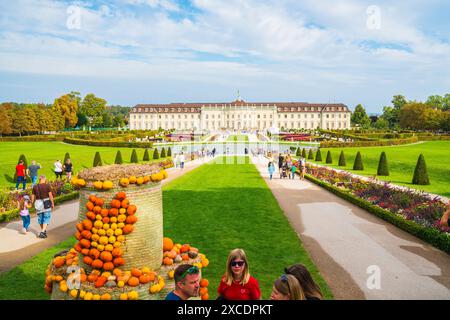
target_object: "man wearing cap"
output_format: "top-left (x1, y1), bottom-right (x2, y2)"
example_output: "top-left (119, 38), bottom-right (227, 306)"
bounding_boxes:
top-left (165, 264), bottom-right (200, 300)
top-left (31, 175), bottom-right (54, 239)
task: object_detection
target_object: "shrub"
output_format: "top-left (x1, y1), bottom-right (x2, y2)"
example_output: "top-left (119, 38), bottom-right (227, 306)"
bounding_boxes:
top-left (353, 151), bottom-right (364, 170)
top-left (315, 149), bottom-right (322, 162)
top-left (326, 151), bottom-right (332, 164)
top-left (338, 151), bottom-right (346, 166)
top-left (143, 149), bottom-right (150, 161)
top-left (153, 148), bottom-right (160, 160)
top-left (301, 148), bottom-right (307, 158)
top-left (308, 149), bottom-right (314, 159)
top-left (296, 147), bottom-right (301, 156)
top-left (167, 147), bottom-right (172, 157)
top-left (64, 152), bottom-right (71, 164)
top-left (161, 147), bottom-right (166, 158)
top-left (130, 149), bottom-right (138, 163)
top-left (377, 151), bottom-right (389, 176)
top-left (93, 152), bottom-right (102, 167)
top-left (114, 150), bottom-right (123, 164)
top-left (412, 154), bottom-right (429, 185)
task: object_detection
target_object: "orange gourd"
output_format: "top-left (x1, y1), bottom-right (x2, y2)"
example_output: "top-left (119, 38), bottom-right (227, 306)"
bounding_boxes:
top-left (131, 268), bottom-right (142, 277)
top-left (125, 215), bottom-right (138, 224)
top-left (112, 248), bottom-right (122, 258)
top-left (100, 251), bottom-right (113, 262)
top-left (95, 198), bottom-right (104, 207)
top-left (95, 276), bottom-right (107, 288)
top-left (89, 248), bottom-right (100, 260)
top-left (53, 256), bottom-right (65, 268)
top-left (110, 199), bottom-right (121, 209)
top-left (100, 208), bottom-right (109, 217)
top-left (91, 259), bottom-right (103, 269)
top-left (81, 230), bottom-right (92, 240)
top-left (121, 199), bottom-right (129, 208)
top-left (89, 195), bottom-right (97, 203)
top-left (80, 239), bottom-right (91, 249)
top-left (75, 231), bottom-right (82, 241)
top-left (86, 211), bottom-right (96, 221)
top-left (127, 205), bottom-right (137, 215)
top-left (86, 202), bottom-right (94, 211)
top-left (113, 257), bottom-right (125, 266)
top-left (83, 256), bottom-right (93, 265)
top-left (81, 248), bottom-right (90, 256)
top-left (76, 223), bottom-right (84, 232)
top-left (102, 262), bottom-right (115, 271)
top-left (139, 274), bottom-right (151, 284)
top-left (122, 224), bottom-right (134, 234)
top-left (115, 191), bottom-right (126, 200)
top-left (127, 276), bottom-right (139, 287)
top-left (82, 219), bottom-right (93, 231)
top-left (163, 237), bottom-right (174, 251)
top-left (109, 208), bottom-right (119, 217)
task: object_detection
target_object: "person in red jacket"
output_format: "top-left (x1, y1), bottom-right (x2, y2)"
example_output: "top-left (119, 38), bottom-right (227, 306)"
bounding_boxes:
top-left (15, 160), bottom-right (27, 191)
top-left (217, 248), bottom-right (261, 300)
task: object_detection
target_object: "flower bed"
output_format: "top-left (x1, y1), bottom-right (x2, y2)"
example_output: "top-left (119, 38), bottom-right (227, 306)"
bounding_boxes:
top-left (304, 164), bottom-right (450, 253)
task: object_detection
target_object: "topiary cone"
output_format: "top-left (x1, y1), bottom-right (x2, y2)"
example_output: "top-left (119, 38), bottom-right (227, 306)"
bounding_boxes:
top-left (301, 148), bottom-right (307, 158)
top-left (308, 149), bottom-right (314, 159)
top-left (315, 149), bottom-right (322, 162)
top-left (115, 150), bottom-right (123, 164)
top-left (412, 154), bottom-right (429, 185)
top-left (143, 149), bottom-right (150, 161)
top-left (353, 151), bottom-right (364, 170)
top-left (153, 148), bottom-right (159, 160)
top-left (93, 152), bottom-right (102, 167)
top-left (296, 147), bottom-right (301, 156)
top-left (377, 151), bottom-right (389, 176)
top-left (326, 151), bottom-right (332, 164)
top-left (130, 149), bottom-right (138, 163)
top-left (338, 151), bottom-right (346, 166)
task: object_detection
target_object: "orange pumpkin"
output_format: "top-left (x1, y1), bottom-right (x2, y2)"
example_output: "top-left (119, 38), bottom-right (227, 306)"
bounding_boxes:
top-left (95, 198), bottom-right (104, 207)
top-left (100, 251), bottom-right (113, 262)
top-left (102, 262), bottom-right (115, 271)
top-left (100, 208), bottom-right (109, 217)
top-left (86, 202), bottom-right (94, 211)
top-left (53, 256), bottom-right (65, 268)
top-left (87, 273), bottom-right (98, 283)
top-left (109, 208), bottom-right (119, 217)
top-left (86, 211), bottom-right (96, 221)
top-left (113, 268), bottom-right (123, 277)
top-left (93, 206), bottom-right (102, 214)
top-left (82, 219), bottom-right (93, 231)
top-left (128, 176), bottom-right (137, 184)
top-left (121, 199), bottom-right (129, 208)
top-left (180, 244), bottom-right (190, 253)
top-left (200, 279), bottom-right (209, 287)
top-left (201, 293), bottom-right (209, 300)
top-left (89, 248), bottom-right (100, 260)
top-left (131, 268), bottom-right (142, 277)
top-left (76, 223), bottom-right (84, 232)
top-left (83, 256), bottom-right (93, 265)
top-left (95, 276), bottom-right (107, 288)
top-left (120, 178), bottom-right (129, 187)
top-left (110, 199), bottom-right (121, 209)
top-left (199, 287), bottom-right (208, 296)
top-left (163, 237), bottom-right (174, 251)
top-left (80, 239), bottom-right (91, 249)
top-left (113, 257), bottom-right (125, 266)
top-left (116, 191), bottom-right (126, 200)
top-left (80, 274), bottom-right (87, 283)
top-left (127, 205), bottom-right (137, 215)
top-left (102, 217), bottom-right (110, 224)
top-left (125, 215), bottom-right (138, 224)
top-left (81, 230), bottom-right (92, 240)
top-left (181, 253), bottom-right (190, 261)
top-left (112, 248), bottom-right (123, 258)
top-left (127, 276), bottom-right (139, 287)
top-left (143, 176), bottom-right (150, 183)
top-left (91, 259), bottom-right (103, 269)
top-left (89, 195), bottom-right (97, 203)
top-left (122, 224), bottom-right (134, 234)
top-left (75, 231), bottom-right (82, 241)
top-left (139, 274), bottom-right (151, 284)
top-left (163, 257), bottom-right (173, 265)
top-left (81, 248), bottom-right (90, 256)
top-left (74, 243), bottom-right (82, 252)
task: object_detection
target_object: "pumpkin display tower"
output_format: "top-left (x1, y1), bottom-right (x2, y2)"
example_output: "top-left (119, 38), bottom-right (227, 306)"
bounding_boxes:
top-left (44, 162), bottom-right (210, 300)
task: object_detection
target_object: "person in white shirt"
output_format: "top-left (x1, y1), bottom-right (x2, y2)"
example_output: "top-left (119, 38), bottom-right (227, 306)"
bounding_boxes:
top-left (54, 160), bottom-right (63, 179)
top-left (179, 153), bottom-right (185, 169)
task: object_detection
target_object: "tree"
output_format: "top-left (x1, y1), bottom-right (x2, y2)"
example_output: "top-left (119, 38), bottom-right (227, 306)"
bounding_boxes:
top-left (326, 151), bottom-right (332, 164)
top-left (338, 151), bottom-right (346, 166)
top-left (161, 148), bottom-right (166, 158)
top-left (112, 115), bottom-right (125, 128)
top-left (102, 112), bottom-right (113, 128)
top-left (351, 104), bottom-right (371, 128)
top-left (11, 107), bottom-right (28, 136)
top-left (377, 152), bottom-right (389, 176)
top-left (381, 106), bottom-right (399, 129)
top-left (23, 107), bottom-right (39, 133)
top-left (153, 148), bottom-right (159, 160)
top-left (315, 149), bottom-right (322, 161)
top-left (399, 103), bottom-right (428, 130)
top-left (64, 152), bottom-right (71, 164)
top-left (115, 150), bottom-right (123, 164)
top-left (34, 105), bottom-right (55, 132)
top-left (353, 152), bottom-right (364, 170)
top-left (93, 152), bottom-right (102, 167)
top-left (301, 148), bottom-right (306, 158)
top-left (296, 147), bottom-right (301, 156)
top-left (53, 94), bottom-right (78, 128)
top-left (0, 106), bottom-right (12, 135)
top-left (412, 154), bottom-right (429, 185)
top-left (308, 149), bottom-right (314, 159)
top-left (392, 95), bottom-right (408, 110)
top-left (426, 95), bottom-right (445, 110)
top-left (167, 147), bottom-right (172, 157)
top-left (374, 117), bottom-right (389, 129)
top-left (80, 94), bottom-right (107, 128)
top-left (130, 149), bottom-right (138, 163)
top-left (143, 149), bottom-right (150, 161)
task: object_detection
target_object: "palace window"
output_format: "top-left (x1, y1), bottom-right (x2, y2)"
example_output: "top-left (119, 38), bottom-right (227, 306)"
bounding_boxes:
top-left (291, 114), bottom-right (294, 119)
top-left (284, 114), bottom-right (287, 118)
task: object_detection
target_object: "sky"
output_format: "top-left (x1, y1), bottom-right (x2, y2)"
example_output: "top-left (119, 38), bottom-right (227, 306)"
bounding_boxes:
top-left (0, 0), bottom-right (449, 114)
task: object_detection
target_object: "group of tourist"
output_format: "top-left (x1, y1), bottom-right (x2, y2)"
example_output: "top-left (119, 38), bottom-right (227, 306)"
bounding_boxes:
top-left (15, 158), bottom-right (74, 191)
top-left (266, 152), bottom-right (307, 180)
top-left (165, 248), bottom-right (323, 300)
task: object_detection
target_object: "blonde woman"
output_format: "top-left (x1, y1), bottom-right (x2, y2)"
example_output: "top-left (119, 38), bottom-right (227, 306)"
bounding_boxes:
top-left (270, 274), bottom-right (305, 300)
top-left (217, 248), bottom-right (261, 300)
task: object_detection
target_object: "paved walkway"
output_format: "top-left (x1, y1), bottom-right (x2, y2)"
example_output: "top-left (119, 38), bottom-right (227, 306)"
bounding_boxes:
top-left (251, 156), bottom-right (450, 299)
top-left (0, 157), bottom-right (213, 274)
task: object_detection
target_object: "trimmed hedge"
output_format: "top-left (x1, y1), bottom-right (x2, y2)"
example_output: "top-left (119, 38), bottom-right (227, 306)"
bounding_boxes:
top-left (305, 174), bottom-right (450, 254)
top-left (63, 137), bottom-right (153, 148)
top-left (308, 149), bottom-right (314, 160)
top-left (114, 150), bottom-right (123, 164)
top-left (93, 152), bottom-right (102, 167)
top-left (325, 151), bottom-right (332, 164)
top-left (315, 149), bottom-right (322, 162)
top-left (377, 151), bottom-right (389, 176)
top-left (353, 151), bottom-right (364, 170)
top-left (412, 154), bottom-right (429, 185)
top-left (130, 149), bottom-right (138, 163)
top-left (167, 147), bottom-right (172, 157)
top-left (143, 149), bottom-right (150, 161)
top-left (161, 148), bottom-right (166, 158)
top-left (0, 191), bottom-right (79, 223)
top-left (338, 151), bottom-right (346, 166)
top-left (320, 136), bottom-right (419, 148)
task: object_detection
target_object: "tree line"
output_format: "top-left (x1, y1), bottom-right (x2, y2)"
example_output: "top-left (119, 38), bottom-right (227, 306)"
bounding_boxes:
top-left (351, 94), bottom-right (450, 131)
top-left (0, 92), bottom-right (130, 135)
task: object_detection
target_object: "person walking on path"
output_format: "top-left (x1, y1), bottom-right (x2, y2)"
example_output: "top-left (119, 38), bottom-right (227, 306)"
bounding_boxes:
top-left (31, 175), bottom-right (54, 239)
top-left (278, 154), bottom-right (284, 175)
top-left (18, 195), bottom-right (32, 234)
top-left (299, 157), bottom-right (306, 180)
top-left (217, 248), bottom-right (261, 300)
top-left (165, 264), bottom-right (201, 300)
top-left (284, 264), bottom-right (323, 300)
top-left (179, 152), bottom-right (185, 170)
top-left (27, 160), bottom-right (41, 187)
top-left (268, 162), bottom-right (275, 180)
top-left (15, 160), bottom-right (27, 191)
top-left (270, 274), bottom-right (305, 300)
top-left (290, 163), bottom-right (297, 179)
top-left (54, 160), bottom-right (63, 180)
top-left (63, 159), bottom-right (73, 181)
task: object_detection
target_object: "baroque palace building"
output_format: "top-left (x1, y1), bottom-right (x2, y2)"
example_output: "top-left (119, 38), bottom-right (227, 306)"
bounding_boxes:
top-left (129, 96), bottom-right (351, 131)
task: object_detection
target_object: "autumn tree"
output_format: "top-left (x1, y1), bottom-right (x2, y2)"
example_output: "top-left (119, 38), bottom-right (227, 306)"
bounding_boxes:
top-left (0, 105), bottom-right (12, 135)
top-left (80, 94), bottom-right (107, 128)
top-left (52, 94), bottom-right (79, 128)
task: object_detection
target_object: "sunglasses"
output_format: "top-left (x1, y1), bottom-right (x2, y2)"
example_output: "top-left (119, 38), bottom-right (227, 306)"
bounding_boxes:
top-left (180, 265), bottom-right (199, 279)
top-left (231, 261), bottom-right (245, 267)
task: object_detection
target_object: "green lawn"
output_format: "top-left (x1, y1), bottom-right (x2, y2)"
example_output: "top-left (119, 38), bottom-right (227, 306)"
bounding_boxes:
top-left (226, 135), bottom-right (249, 142)
top-left (308, 141), bottom-right (450, 198)
top-left (0, 142), bottom-right (168, 188)
top-left (0, 156), bottom-right (332, 300)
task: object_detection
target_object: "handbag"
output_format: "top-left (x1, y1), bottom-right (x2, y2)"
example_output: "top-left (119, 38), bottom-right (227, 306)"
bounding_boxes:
top-left (36, 184), bottom-right (52, 210)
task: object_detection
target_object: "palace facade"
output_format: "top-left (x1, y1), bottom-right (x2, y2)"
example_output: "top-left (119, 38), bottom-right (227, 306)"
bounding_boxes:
top-left (129, 98), bottom-right (351, 131)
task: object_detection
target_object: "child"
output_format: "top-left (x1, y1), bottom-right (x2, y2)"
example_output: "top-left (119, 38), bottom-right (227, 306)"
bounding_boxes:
top-left (290, 164), bottom-right (297, 179)
top-left (18, 195), bottom-right (32, 234)
top-left (268, 162), bottom-right (275, 180)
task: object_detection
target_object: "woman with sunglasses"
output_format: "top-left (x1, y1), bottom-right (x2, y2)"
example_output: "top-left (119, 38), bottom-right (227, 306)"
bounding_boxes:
top-left (270, 274), bottom-right (305, 300)
top-left (217, 248), bottom-right (261, 300)
top-left (284, 264), bottom-right (323, 300)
